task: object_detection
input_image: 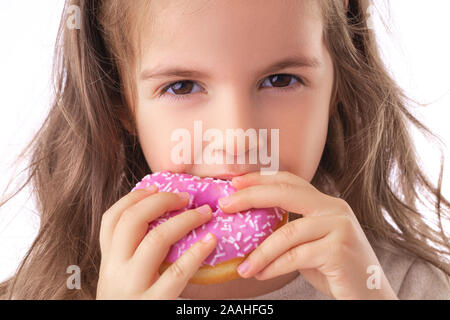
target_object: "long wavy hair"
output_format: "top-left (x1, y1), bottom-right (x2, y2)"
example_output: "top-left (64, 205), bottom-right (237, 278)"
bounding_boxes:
top-left (1, 0), bottom-right (449, 299)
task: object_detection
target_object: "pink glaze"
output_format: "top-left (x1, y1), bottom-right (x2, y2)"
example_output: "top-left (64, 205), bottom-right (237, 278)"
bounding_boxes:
top-left (131, 171), bottom-right (286, 267)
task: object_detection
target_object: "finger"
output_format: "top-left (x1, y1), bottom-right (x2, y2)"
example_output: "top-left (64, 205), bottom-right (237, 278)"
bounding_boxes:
top-left (219, 183), bottom-right (339, 216)
top-left (232, 170), bottom-right (309, 189)
top-left (254, 236), bottom-right (331, 280)
top-left (100, 186), bottom-right (158, 255)
top-left (142, 232), bottom-right (217, 299)
top-left (110, 191), bottom-right (191, 261)
top-left (131, 204), bottom-right (214, 285)
top-left (236, 215), bottom-right (339, 278)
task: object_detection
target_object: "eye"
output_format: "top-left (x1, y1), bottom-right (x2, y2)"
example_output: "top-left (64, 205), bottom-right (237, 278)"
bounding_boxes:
top-left (159, 80), bottom-right (203, 101)
top-left (260, 74), bottom-right (304, 91)
top-left (158, 73), bottom-right (304, 101)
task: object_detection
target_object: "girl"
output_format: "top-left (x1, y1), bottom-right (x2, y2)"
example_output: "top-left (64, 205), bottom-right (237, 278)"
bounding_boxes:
top-left (1, 0), bottom-right (449, 299)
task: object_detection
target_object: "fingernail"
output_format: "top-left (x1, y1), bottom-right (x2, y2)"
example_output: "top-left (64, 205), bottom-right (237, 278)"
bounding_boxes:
top-left (201, 232), bottom-right (215, 243)
top-left (219, 196), bottom-right (232, 207)
top-left (237, 260), bottom-right (250, 276)
top-left (177, 192), bottom-right (190, 200)
top-left (145, 185), bottom-right (158, 193)
top-left (197, 204), bottom-right (211, 215)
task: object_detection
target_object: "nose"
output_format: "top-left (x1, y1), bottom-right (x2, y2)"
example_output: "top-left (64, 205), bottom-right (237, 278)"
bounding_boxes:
top-left (212, 88), bottom-right (259, 162)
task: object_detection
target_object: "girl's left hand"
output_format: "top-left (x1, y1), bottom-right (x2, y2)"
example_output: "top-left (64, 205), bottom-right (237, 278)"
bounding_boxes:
top-left (218, 171), bottom-right (398, 300)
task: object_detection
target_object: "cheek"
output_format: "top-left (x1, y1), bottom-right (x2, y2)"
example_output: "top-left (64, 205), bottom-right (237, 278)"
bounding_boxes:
top-left (136, 109), bottom-right (189, 171)
top-left (275, 96), bottom-right (330, 182)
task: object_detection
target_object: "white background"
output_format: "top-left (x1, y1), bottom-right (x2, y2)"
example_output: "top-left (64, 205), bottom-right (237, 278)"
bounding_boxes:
top-left (0, 1), bottom-right (449, 283)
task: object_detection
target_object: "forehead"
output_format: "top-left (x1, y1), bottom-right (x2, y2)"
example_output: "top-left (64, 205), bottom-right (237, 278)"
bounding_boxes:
top-left (138, 0), bottom-right (324, 73)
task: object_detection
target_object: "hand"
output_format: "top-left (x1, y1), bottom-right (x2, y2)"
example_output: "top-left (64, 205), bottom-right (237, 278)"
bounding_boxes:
top-left (218, 171), bottom-right (398, 300)
top-left (97, 186), bottom-right (217, 299)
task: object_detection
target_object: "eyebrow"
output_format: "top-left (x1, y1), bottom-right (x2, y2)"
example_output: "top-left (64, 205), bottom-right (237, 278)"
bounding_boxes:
top-left (139, 55), bottom-right (322, 81)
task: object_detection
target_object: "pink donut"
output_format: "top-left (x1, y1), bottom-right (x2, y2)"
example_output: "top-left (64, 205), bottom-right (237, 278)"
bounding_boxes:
top-left (131, 170), bottom-right (288, 284)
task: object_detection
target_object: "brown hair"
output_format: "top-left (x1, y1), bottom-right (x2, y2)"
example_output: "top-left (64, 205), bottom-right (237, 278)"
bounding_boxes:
top-left (1, 0), bottom-right (448, 299)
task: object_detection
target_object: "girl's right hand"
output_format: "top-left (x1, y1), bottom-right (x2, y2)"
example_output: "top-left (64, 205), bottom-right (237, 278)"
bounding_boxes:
top-left (96, 186), bottom-right (217, 299)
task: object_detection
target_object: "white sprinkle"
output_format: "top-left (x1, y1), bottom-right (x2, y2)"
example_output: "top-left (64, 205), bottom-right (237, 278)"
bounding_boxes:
top-left (234, 242), bottom-right (240, 250)
top-left (200, 183), bottom-right (209, 192)
top-left (187, 234), bottom-right (192, 241)
top-left (229, 236), bottom-right (235, 243)
top-left (255, 231), bottom-right (266, 237)
top-left (187, 184), bottom-right (196, 191)
top-left (252, 238), bottom-right (259, 242)
top-left (177, 248), bottom-right (182, 258)
top-left (268, 214), bottom-right (275, 218)
top-left (243, 243), bottom-right (253, 252)
top-left (201, 224), bottom-right (205, 230)
top-left (274, 207), bottom-right (282, 220)
top-left (218, 242), bottom-right (223, 250)
top-left (237, 252), bottom-right (244, 257)
top-left (239, 224), bottom-right (246, 228)
top-left (249, 220), bottom-right (255, 229)
top-left (236, 232), bottom-right (242, 241)
top-left (243, 235), bottom-right (251, 242)
top-left (161, 181), bottom-right (172, 191)
top-left (211, 256), bottom-right (217, 266)
top-left (237, 212), bottom-right (244, 219)
top-left (262, 223), bottom-right (269, 230)
top-left (214, 252), bottom-right (226, 258)
top-left (213, 222), bottom-right (219, 229)
top-left (192, 229), bottom-right (197, 239)
top-left (268, 228), bottom-right (273, 233)
top-left (245, 214), bottom-right (251, 222)
top-left (255, 215), bottom-right (261, 219)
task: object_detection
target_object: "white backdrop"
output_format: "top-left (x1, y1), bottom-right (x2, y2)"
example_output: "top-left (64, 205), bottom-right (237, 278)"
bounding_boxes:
top-left (0, 1), bottom-right (449, 284)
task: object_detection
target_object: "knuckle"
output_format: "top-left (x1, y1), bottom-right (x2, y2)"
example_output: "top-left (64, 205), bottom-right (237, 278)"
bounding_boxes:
top-left (145, 227), bottom-right (167, 247)
top-left (169, 261), bottom-right (186, 279)
top-left (285, 248), bottom-right (297, 264)
top-left (120, 208), bottom-right (136, 223)
top-left (336, 198), bottom-right (352, 214)
top-left (278, 182), bottom-right (293, 193)
top-left (254, 244), bottom-right (270, 266)
top-left (337, 214), bottom-right (353, 232)
top-left (101, 209), bottom-right (114, 227)
top-left (279, 171), bottom-right (291, 180)
top-left (279, 222), bottom-right (297, 241)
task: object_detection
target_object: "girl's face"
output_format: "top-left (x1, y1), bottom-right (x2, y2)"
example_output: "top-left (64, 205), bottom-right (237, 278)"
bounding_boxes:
top-left (135, 0), bottom-right (334, 182)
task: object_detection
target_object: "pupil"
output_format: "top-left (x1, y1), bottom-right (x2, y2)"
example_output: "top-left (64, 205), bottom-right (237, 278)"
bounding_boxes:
top-left (173, 81), bottom-right (193, 94)
top-left (271, 74), bottom-right (290, 87)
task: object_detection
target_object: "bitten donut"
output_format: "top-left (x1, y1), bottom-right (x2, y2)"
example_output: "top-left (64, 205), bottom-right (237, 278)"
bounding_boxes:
top-left (131, 171), bottom-right (288, 284)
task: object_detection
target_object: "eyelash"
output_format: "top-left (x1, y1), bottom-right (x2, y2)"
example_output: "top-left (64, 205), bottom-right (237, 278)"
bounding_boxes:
top-left (158, 74), bottom-right (305, 101)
